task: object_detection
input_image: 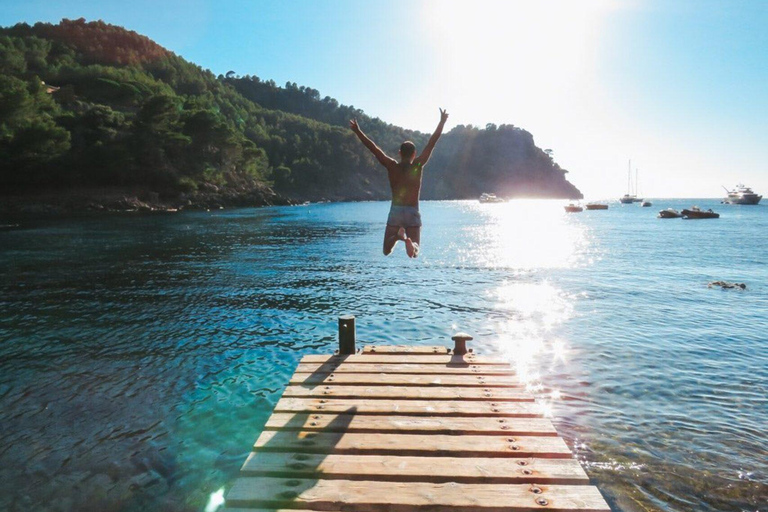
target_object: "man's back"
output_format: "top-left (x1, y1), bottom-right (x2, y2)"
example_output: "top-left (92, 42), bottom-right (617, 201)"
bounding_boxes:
top-left (387, 161), bottom-right (423, 207)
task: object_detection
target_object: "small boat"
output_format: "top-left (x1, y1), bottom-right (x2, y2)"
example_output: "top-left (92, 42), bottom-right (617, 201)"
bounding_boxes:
top-left (641, 201), bottom-right (652, 207)
top-left (619, 160), bottom-right (644, 203)
top-left (681, 206), bottom-right (719, 219)
top-left (586, 203), bottom-right (608, 210)
top-left (658, 208), bottom-right (683, 218)
top-left (619, 194), bottom-right (643, 204)
top-left (722, 184), bottom-right (762, 205)
top-left (564, 204), bottom-right (583, 213)
top-left (479, 193), bottom-right (505, 203)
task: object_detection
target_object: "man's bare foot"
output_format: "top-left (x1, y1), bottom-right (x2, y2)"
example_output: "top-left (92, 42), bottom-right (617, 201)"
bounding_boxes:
top-left (397, 227), bottom-right (407, 241)
top-left (405, 238), bottom-right (420, 258)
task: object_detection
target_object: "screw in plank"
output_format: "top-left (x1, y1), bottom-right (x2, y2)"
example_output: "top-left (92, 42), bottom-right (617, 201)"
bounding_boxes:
top-left (507, 438), bottom-right (516, 442)
top-left (517, 460), bottom-right (529, 466)
top-left (530, 486), bottom-right (543, 494)
top-left (522, 469), bottom-right (533, 475)
top-left (536, 498), bottom-right (549, 506)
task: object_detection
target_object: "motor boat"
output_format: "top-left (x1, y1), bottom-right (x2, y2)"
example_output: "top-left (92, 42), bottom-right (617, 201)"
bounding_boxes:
top-left (479, 193), bottom-right (505, 203)
top-left (564, 204), bottom-right (583, 213)
top-left (586, 203), bottom-right (608, 210)
top-left (681, 206), bottom-right (719, 219)
top-left (722, 184), bottom-right (762, 205)
top-left (641, 201), bottom-right (652, 207)
top-left (658, 208), bottom-right (683, 218)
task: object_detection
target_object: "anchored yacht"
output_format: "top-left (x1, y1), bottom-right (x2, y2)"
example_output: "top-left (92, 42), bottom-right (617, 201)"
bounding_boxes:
top-left (722, 184), bottom-right (762, 205)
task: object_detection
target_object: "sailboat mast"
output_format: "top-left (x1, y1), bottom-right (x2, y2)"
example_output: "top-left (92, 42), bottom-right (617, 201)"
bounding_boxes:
top-left (627, 159), bottom-right (631, 195)
top-left (635, 168), bottom-right (639, 196)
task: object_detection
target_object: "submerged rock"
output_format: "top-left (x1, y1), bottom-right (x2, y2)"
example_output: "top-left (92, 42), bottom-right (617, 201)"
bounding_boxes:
top-left (708, 281), bottom-right (747, 290)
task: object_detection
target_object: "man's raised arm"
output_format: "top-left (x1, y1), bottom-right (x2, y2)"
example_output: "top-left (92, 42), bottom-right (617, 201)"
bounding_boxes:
top-left (415, 108), bottom-right (449, 166)
top-left (350, 119), bottom-right (396, 167)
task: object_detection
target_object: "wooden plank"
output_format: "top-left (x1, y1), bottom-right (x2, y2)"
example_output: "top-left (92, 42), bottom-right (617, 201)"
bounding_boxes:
top-left (224, 506), bottom-right (341, 512)
top-left (294, 363), bottom-right (515, 375)
top-left (224, 509), bottom-right (340, 512)
top-left (241, 452), bottom-right (588, 484)
top-left (282, 385), bottom-right (533, 401)
top-left (290, 372), bottom-right (519, 387)
top-left (253, 431), bottom-right (572, 458)
top-left (265, 413), bottom-right (557, 435)
top-left (226, 477), bottom-right (611, 511)
top-left (301, 354), bottom-right (504, 365)
top-left (274, 398), bottom-right (540, 417)
top-left (363, 344), bottom-right (451, 355)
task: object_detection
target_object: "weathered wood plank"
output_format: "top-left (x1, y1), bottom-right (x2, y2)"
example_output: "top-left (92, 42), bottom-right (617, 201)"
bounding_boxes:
top-left (226, 477), bottom-right (611, 511)
top-left (241, 452), bottom-right (588, 484)
top-left (224, 509), bottom-right (340, 512)
top-left (290, 372), bottom-right (519, 387)
top-left (363, 344), bottom-right (451, 355)
top-left (224, 510), bottom-right (341, 512)
top-left (274, 398), bottom-right (541, 417)
top-left (282, 385), bottom-right (533, 401)
top-left (295, 362), bottom-right (515, 375)
top-left (253, 431), bottom-right (572, 458)
top-left (301, 354), bottom-right (503, 365)
top-left (265, 413), bottom-right (557, 435)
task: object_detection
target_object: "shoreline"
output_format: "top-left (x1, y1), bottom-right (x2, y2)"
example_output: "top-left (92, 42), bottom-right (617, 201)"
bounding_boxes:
top-left (0, 185), bottom-right (296, 217)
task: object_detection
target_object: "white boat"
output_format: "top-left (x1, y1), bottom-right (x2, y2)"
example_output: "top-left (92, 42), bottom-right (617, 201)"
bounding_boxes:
top-left (479, 193), bottom-right (505, 203)
top-left (658, 208), bottom-right (682, 218)
top-left (722, 184), bottom-right (762, 205)
top-left (619, 160), bottom-right (643, 204)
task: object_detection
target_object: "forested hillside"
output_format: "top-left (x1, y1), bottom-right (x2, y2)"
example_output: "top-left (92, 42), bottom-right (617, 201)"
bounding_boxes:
top-left (0, 18), bottom-right (581, 211)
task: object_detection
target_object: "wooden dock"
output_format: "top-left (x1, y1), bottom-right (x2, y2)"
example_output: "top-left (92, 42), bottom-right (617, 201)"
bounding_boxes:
top-left (225, 325), bottom-right (609, 511)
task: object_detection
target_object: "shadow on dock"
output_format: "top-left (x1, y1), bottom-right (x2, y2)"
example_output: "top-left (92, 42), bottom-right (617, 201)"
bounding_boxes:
top-left (226, 406), bottom-right (356, 509)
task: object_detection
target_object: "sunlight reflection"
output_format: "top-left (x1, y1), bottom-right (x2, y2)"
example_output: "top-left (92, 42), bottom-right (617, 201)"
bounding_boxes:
top-left (459, 200), bottom-right (591, 269)
top-left (489, 277), bottom-right (577, 411)
top-left (204, 487), bottom-right (225, 512)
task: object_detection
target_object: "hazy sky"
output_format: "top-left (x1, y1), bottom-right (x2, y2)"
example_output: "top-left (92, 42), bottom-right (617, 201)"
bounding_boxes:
top-left (2, 0), bottom-right (767, 198)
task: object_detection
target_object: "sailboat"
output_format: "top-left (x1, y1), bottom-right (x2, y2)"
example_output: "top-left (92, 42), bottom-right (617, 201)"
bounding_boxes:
top-left (619, 160), bottom-right (643, 203)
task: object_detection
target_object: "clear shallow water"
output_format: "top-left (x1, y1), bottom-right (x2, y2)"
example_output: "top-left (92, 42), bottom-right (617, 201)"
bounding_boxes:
top-left (0, 199), bottom-right (766, 512)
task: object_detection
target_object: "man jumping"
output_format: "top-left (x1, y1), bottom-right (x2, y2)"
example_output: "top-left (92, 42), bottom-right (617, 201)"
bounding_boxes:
top-left (350, 108), bottom-right (448, 258)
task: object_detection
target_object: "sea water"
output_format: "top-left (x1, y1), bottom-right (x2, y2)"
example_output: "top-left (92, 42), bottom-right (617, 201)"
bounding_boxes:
top-left (0, 199), bottom-right (766, 511)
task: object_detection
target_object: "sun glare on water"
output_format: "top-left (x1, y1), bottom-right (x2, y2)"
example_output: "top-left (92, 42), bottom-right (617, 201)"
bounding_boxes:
top-left (460, 200), bottom-right (592, 269)
top-left (456, 200), bottom-right (592, 411)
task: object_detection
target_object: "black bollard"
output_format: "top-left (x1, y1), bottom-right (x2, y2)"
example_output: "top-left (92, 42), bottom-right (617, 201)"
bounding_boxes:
top-left (338, 315), bottom-right (356, 354)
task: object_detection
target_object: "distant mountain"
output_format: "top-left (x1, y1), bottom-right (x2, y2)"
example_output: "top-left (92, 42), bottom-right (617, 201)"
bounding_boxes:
top-left (0, 18), bottom-right (581, 211)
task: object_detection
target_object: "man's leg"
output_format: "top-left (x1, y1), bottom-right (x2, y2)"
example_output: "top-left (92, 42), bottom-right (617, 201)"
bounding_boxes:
top-left (383, 225), bottom-right (405, 255)
top-left (404, 226), bottom-right (421, 258)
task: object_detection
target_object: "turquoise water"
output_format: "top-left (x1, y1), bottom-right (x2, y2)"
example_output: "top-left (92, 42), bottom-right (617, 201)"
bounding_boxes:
top-left (0, 199), bottom-right (766, 512)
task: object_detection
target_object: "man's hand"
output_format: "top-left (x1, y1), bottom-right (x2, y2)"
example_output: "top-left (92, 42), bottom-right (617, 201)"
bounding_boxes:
top-left (439, 108), bottom-right (449, 124)
top-left (349, 118), bottom-right (360, 132)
